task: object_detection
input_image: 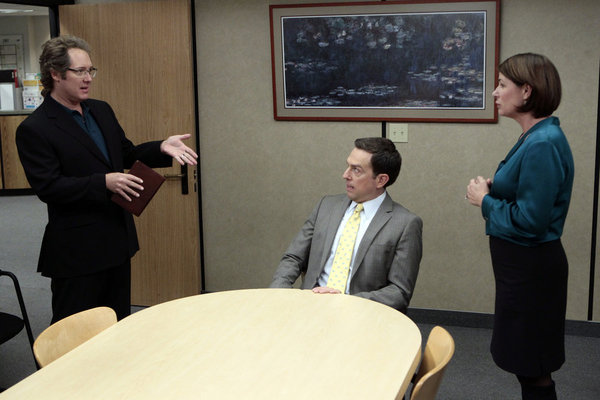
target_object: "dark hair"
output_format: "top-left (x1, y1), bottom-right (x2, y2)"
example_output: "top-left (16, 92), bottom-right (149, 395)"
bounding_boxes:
top-left (498, 53), bottom-right (561, 118)
top-left (39, 35), bottom-right (91, 97)
top-left (354, 137), bottom-right (401, 187)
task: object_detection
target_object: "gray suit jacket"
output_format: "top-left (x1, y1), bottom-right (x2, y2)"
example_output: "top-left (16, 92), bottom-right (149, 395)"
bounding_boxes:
top-left (270, 193), bottom-right (422, 312)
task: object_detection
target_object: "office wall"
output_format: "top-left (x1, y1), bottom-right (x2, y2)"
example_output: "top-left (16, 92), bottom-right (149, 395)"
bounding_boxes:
top-left (194, 0), bottom-right (599, 321)
top-left (0, 15), bottom-right (48, 74)
top-left (79, 0), bottom-right (599, 320)
top-left (26, 16), bottom-right (50, 75)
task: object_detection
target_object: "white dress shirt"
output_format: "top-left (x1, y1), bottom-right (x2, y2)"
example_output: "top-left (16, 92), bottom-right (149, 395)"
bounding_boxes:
top-left (317, 191), bottom-right (386, 292)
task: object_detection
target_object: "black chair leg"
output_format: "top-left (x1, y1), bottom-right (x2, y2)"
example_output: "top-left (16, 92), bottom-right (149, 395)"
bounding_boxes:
top-left (1, 270), bottom-right (38, 369)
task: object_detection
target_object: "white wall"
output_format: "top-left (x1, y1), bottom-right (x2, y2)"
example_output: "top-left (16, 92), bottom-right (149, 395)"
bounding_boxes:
top-left (0, 15), bottom-right (48, 74)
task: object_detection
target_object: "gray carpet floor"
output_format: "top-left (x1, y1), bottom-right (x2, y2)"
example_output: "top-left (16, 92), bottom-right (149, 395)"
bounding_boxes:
top-left (1, 195), bottom-right (599, 398)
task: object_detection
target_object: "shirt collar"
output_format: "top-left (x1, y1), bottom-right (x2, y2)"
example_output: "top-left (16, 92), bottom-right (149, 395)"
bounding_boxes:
top-left (349, 191), bottom-right (386, 219)
top-left (54, 98), bottom-right (89, 117)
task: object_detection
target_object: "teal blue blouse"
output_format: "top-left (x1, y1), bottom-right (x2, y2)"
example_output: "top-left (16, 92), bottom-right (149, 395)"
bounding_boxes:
top-left (481, 117), bottom-right (574, 247)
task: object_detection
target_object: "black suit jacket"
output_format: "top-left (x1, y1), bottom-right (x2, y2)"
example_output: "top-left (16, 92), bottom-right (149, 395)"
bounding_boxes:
top-left (16, 96), bottom-right (172, 278)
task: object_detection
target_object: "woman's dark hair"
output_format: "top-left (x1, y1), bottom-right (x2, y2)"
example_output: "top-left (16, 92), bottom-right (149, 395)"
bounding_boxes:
top-left (498, 53), bottom-right (562, 118)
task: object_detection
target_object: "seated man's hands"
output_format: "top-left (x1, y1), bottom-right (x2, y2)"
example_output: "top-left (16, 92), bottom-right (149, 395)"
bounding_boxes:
top-left (312, 286), bottom-right (342, 294)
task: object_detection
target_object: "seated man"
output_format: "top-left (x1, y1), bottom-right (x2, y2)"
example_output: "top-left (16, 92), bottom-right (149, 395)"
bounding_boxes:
top-left (270, 137), bottom-right (422, 313)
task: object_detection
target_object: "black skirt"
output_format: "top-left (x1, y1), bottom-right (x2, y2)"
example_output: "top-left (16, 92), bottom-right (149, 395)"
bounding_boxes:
top-left (489, 236), bottom-right (568, 377)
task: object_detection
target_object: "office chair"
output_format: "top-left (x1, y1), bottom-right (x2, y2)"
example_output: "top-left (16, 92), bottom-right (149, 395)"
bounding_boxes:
top-left (0, 269), bottom-right (35, 364)
top-left (33, 306), bottom-right (117, 367)
top-left (409, 325), bottom-right (455, 400)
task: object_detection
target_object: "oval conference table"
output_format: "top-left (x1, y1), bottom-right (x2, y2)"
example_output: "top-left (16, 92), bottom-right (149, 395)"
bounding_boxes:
top-left (1, 289), bottom-right (422, 399)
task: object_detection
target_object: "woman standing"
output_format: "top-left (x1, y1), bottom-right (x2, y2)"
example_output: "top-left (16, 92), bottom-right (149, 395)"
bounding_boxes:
top-left (467, 53), bottom-right (573, 400)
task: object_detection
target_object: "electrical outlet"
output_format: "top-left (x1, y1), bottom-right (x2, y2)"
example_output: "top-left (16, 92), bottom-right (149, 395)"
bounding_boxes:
top-left (387, 123), bottom-right (408, 143)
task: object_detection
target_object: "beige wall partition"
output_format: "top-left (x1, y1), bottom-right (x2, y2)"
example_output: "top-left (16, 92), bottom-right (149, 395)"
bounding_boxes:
top-left (194, 0), bottom-right (600, 321)
top-left (76, 0), bottom-right (599, 320)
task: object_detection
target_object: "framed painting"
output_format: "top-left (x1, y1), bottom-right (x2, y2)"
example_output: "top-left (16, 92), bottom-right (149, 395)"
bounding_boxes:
top-left (270, 0), bottom-right (500, 122)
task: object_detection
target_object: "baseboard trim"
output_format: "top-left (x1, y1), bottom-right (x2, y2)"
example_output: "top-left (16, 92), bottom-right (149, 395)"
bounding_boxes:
top-left (407, 308), bottom-right (600, 338)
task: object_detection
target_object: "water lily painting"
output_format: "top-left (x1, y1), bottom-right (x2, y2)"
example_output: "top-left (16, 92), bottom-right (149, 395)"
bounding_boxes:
top-left (270, 1), bottom-right (499, 122)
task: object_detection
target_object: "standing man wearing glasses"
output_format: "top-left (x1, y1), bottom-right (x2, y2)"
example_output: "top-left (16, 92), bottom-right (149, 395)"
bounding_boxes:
top-left (270, 137), bottom-right (422, 313)
top-left (16, 35), bottom-right (198, 323)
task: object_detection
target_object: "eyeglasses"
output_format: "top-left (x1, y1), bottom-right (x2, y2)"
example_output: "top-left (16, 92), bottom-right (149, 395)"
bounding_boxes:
top-left (67, 67), bottom-right (98, 78)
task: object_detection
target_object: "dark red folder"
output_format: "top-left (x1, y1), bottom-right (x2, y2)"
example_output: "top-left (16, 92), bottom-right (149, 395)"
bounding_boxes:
top-left (111, 160), bottom-right (166, 217)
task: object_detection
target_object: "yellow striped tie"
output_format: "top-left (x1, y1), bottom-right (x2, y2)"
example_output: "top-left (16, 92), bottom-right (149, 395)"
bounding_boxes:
top-left (326, 203), bottom-right (363, 293)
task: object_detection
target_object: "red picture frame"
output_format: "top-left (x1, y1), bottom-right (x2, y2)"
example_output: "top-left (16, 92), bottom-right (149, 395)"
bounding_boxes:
top-left (270, 0), bottom-right (500, 122)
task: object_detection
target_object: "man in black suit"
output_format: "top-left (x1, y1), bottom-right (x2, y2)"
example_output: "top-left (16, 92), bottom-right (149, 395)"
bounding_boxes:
top-left (16, 36), bottom-right (198, 323)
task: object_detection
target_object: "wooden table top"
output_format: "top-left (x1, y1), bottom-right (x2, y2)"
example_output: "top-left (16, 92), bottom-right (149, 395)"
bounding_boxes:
top-left (1, 289), bottom-right (422, 399)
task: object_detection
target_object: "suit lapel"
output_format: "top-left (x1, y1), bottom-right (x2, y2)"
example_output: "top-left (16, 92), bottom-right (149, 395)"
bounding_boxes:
top-left (87, 101), bottom-right (118, 169)
top-left (350, 193), bottom-right (393, 279)
top-left (44, 98), bottom-right (113, 168)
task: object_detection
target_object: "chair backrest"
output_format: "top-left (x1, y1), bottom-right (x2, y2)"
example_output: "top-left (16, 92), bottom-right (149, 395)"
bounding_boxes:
top-left (410, 326), bottom-right (455, 400)
top-left (33, 306), bottom-right (117, 367)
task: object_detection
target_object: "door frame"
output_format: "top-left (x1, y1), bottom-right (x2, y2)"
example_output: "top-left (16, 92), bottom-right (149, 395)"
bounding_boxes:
top-left (57, 0), bottom-right (205, 296)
